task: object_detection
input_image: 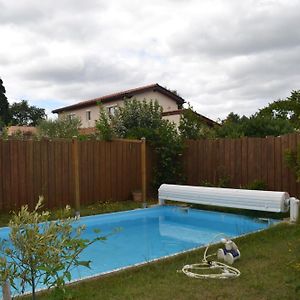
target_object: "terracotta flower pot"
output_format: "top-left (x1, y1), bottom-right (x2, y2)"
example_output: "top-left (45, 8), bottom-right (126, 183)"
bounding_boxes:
top-left (132, 190), bottom-right (142, 202)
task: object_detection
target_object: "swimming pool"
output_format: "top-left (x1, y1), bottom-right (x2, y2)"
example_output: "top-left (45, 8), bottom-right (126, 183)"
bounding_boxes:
top-left (0, 205), bottom-right (276, 296)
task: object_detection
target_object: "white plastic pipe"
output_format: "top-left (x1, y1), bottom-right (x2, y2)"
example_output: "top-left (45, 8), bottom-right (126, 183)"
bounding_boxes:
top-left (290, 197), bottom-right (299, 222)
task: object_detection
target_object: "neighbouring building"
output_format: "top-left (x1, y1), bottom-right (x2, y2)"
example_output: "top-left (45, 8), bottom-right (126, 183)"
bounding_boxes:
top-left (52, 83), bottom-right (217, 129)
top-left (6, 126), bottom-right (38, 137)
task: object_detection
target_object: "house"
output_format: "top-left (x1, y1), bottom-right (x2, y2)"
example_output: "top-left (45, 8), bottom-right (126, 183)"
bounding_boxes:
top-left (6, 126), bottom-right (38, 137)
top-left (52, 83), bottom-right (217, 128)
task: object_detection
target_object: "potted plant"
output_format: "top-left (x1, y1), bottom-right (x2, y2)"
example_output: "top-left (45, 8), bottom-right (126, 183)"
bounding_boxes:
top-left (132, 190), bottom-right (142, 202)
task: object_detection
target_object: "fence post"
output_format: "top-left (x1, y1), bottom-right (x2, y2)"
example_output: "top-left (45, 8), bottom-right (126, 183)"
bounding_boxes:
top-left (72, 138), bottom-right (80, 216)
top-left (141, 137), bottom-right (147, 206)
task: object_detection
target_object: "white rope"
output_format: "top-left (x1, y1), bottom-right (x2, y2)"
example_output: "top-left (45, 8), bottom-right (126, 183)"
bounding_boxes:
top-left (181, 234), bottom-right (241, 279)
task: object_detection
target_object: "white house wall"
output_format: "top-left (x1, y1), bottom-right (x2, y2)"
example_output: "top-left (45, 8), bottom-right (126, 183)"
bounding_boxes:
top-left (59, 90), bottom-right (179, 128)
top-left (162, 114), bottom-right (181, 126)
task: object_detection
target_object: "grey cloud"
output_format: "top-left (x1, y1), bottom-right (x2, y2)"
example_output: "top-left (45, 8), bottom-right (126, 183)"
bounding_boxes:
top-left (228, 48), bottom-right (300, 81)
top-left (0, 2), bottom-right (44, 25)
top-left (171, 3), bottom-right (300, 58)
top-left (22, 57), bottom-right (126, 84)
top-left (37, 17), bottom-right (101, 42)
top-left (0, 56), bottom-right (12, 66)
top-left (19, 53), bottom-right (147, 101)
top-left (0, 45), bottom-right (48, 67)
top-left (0, 0), bottom-right (106, 25)
top-left (0, 1), bottom-right (107, 44)
top-left (1, 0), bottom-right (299, 121)
top-left (212, 48), bottom-right (300, 103)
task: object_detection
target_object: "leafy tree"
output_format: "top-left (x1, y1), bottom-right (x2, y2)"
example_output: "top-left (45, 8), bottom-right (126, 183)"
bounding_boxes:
top-left (179, 107), bottom-right (213, 139)
top-left (38, 114), bottom-right (81, 138)
top-left (258, 90), bottom-right (300, 129)
top-left (242, 115), bottom-right (294, 137)
top-left (96, 99), bottom-right (184, 187)
top-left (95, 105), bottom-right (114, 141)
top-left (214, 112), bottom-right (246, 138)
top-left (0, 197), bottom-right (107, 300)
top-left (112, 98), bottom-right (163, 140)
top-left (215, 112), bottom-right (294, 138)
top-left (10, 100), bottom-right (46, 126)
top-left (0, 126), bottom-right (8, 139)
top-left (153, 120), bottom-right (184, 187)
top-left (0, 78), bottom-right (10, 127)
top-left (0, 118), bottom-right (5, 132)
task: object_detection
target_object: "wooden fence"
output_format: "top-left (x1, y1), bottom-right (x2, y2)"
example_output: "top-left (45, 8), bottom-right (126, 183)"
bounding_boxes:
top-left (183, 133), bottom-right (300, 197)
top-left (0, 139), bottom-right (151, 211)
top-left (1, 133), bottom-right (300, 212)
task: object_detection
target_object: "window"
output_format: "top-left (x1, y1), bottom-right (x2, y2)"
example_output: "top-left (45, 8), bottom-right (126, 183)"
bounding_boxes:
top-left (86, 110), bottom-right (91, 121)
top-left (107, 105), bottom-right (118, 116)
top-left (68, 113), bottom-right (76, 120)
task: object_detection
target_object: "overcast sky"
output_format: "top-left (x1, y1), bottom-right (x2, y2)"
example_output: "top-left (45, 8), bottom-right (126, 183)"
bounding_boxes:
top-left (0, 0), bottom-right (299, 121)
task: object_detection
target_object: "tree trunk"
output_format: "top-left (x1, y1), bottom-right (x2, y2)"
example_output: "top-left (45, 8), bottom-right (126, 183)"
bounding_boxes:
top-left (31, 270), bottom-right (36, 300)
top-left (2, 280), bottom-right (12, 300)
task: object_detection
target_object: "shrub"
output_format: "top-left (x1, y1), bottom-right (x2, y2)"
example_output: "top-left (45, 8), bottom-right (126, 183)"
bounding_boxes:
top-left (96, 99), bottom-right (184, 188)
top-left (284, 146), bottom-right (300, 182)
top-left (38, 114), bottom-right (81, 139)
top-left (179, 106), bottom-right (213, 139)
top-left (199, 175), bottom-right (231, 188)
top-left (244, 180), bottom-right (267, 190)
top-left (152, 120), bottom-right (184, 188)
top-left (95, 105), bottom-right (114, 141)
top-left (0, 197), bottom-right (107, 299)
top-left (112, 98), bottom-right (163, 140)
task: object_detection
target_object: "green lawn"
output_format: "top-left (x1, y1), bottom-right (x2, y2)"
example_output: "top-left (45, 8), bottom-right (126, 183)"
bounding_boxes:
top-left (1, 201), bottom-right (298, 300)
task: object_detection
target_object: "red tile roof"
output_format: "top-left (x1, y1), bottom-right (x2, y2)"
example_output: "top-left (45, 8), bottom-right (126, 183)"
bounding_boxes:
top-left (79, 127), bottom-right (97, 135)
top-left (162, 109), bottom-right (219, 127)
top-left (52, 83), bottom-right (185, 114)
top-left (7, 126), bottom-right (38, 136)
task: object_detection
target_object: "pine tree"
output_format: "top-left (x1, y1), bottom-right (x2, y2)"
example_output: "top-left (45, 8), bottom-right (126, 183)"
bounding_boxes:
top-left (0, 78), bottom-right (10, 126)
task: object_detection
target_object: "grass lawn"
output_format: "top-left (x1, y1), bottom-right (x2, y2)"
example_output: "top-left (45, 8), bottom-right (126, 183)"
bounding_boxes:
top-left (0, 200), bottom-right (149, 227)
top-left (1, 201), bottom-right (299, 300)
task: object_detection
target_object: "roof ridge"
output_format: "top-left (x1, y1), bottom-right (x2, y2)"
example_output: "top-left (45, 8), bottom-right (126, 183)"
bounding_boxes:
top-left (52, 83), bottom-right (184, 113)
top-left (78, 83), bottom-right (158, 103)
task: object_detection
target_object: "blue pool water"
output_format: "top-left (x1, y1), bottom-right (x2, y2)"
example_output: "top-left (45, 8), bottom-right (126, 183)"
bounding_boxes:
top-left (0, 205), bottom-right (276, 296)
